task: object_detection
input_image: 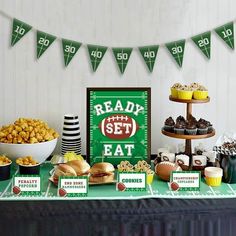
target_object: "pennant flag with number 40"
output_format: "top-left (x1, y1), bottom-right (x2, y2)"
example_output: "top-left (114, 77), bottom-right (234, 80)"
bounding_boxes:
top-left (192, 31), bottom-right (211, 59)
top-left (11, 19), bottom-right (32, 46)
top-left (215, 22), bottom-right (234, 49)
top-left (37, 31), bottom-right (56, 59)
top-left (166, 40), bottom-right (185, 67)
top-left (87, 45), bottom-right (107, 72)
top-left (112, 48), bottom-right (132, 74)
top-left (62, 39), bottom-right (81, 67)
top-left (139, 45), bottom-right (159, 72)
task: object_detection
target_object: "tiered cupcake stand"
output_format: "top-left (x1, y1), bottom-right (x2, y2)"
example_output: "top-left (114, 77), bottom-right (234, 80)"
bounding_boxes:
top-left (161, 96), bottom-right (215, 157)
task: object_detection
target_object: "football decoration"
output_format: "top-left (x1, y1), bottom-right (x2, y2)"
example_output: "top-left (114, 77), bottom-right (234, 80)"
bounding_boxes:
top-left (99, 114), bottom-right (139, 139)
top-left (58, 188), bottom-right (67, 197)
top-left (117, 182), bottom-right (126, 192)
top-left (170, 182), bottom-right (180, 191)
top-left (155, 161), bottom-right (182, 181)
top-left (13, 186), bottom-right (21, 195)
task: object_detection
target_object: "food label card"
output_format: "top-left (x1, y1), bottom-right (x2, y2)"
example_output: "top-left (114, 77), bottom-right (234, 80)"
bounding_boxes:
top-left (171, 171), bottom-right (200, 191)
top-left (13, 175), bottom-right (41, 196)
top-left (58, 176), bottom-right (88, 197)
top-left (117, 172), bottom-right (146, 191)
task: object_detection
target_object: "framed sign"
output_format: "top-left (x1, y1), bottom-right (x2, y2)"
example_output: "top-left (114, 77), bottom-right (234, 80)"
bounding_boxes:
top-left (87, 87), bottom-right (151, 166)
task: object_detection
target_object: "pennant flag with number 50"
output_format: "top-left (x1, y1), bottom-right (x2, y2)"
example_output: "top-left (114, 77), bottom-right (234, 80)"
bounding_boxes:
top-left (11, 19), bottom-right (32, 46)
top-left (215, 22), bottom-right (234, 49)
top-left (192, 31), bottom-right (211, 59)
top-left (139, 45), bottom-right (159, 72)
top-left (37, 31), bottom-right (56, 59)
top-left (87, 45), bottom-right (107, 72)
top-left (166, 40), bottom-right (185, 67)
top-left (62, 39), bottom-right (81, 67)
top-left (112, 48), bottom-right (133, 74)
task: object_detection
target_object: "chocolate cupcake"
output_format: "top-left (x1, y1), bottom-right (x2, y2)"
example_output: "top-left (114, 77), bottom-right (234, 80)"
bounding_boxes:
top-left (185, 122), bottom-right (197, 135)
top-left (174, 122), bottom-right (185, 134)
top-left (164, 117), bottom-right (175, 132)
top-left (197, 122), bottom-right (208, 135)
top-left (205, 120), bottom-right (213, 133)
top-left (176, 116), bottom-right (186, 124)
top-left (188, 115), bottom-right (197, 124)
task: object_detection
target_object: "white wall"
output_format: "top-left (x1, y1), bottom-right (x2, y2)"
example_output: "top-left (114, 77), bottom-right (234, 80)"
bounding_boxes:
top-left (0, 0), bottom-right (236, 154)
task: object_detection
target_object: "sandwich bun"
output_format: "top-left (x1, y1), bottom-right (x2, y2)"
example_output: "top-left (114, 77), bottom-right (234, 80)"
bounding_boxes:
top-left (54, 164), bottom-right (77, 181)
top-left (89, 172), bottom-right (115, 183)
top-left (90, 162), bottom-right (115, 174)
top-left (66, 160), bottom-right (90, 176)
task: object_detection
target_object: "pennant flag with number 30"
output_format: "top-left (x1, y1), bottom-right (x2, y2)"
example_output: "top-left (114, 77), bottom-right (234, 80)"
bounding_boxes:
top-left (139, 45), bottom-right (159, 72)
top-left (87, 45), bottom-right (107, 72)
top-left (166, 40), bottom-right (185, 67)
top-left (11, 18), bottom-right (32, 46)
top-left (37, 31), bottom-right (56, 59)
top-left (62, 39), bottom-right (81, 67)
top-left (112, 48), bottom-right (133, 74)
top-left (192, 31), bottom-right (211, 59)
top-left (215, 22), bottom-right (234, 49)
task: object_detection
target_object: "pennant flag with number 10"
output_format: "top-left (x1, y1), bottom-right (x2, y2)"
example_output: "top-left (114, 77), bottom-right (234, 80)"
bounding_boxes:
top-left (37, 31), bottom-right (56, 59)
top-left (215, 22), bottom-right (234, 49)
top-left (112, 48), bottom-right (133, 74)
top-left (11, 18), bottom-right (32, 46)
top-left (166, 40), bottom-right (185, 67)
top-left (139, 45), bottom-right (159, 72)
top-left (62, 39), bottom-right (81, 67)
top-left (87, 45), bottom-right (107, 72)
top-left (192, 31), bottom-right (211, 59)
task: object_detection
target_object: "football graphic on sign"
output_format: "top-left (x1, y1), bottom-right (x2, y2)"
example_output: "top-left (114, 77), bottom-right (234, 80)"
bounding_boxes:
top-left (99, 114), bottom-right (139, 139)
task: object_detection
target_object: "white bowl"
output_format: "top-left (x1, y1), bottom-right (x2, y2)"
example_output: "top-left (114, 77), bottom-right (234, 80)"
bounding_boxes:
top-left (0, 138), bottom-right (58, 163)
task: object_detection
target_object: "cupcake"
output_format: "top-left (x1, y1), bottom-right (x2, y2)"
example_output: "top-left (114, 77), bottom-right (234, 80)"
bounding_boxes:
top-left (178, 85), bottom-right (193, 100)
top-left (176, 115), bottom-right (186, 124)
top-left (204, 167), bottom-right (223, 187)
top-left (205, 120), bottom-right (213, 133)
top-left (193, 85), bottom-right (208, 100)
top-left (185, 122), bottom-right (197, 135)
top-left (164, 117), bottom-right (175, 132)
top-left (190, 82), bottom-right (200, 91)
top-left (188, 114), bottom-right (197, 124)
top-left (171, 83), bottom-right (182, 98)
top-left (197, 122), bottom-right (208, 135)
top-left (174, 122), bottom-right (185, 134)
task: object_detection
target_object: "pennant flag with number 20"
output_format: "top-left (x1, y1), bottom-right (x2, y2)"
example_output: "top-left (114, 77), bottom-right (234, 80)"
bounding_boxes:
top-left (37, 31), bottom-right (56, 59)
top-left (87, 45), bottom-right (107, 72)
top-left (11, 18), bottom-right (32, 46)
top-left (139, 45), bottom-right (159, 72)
top-left (165, 40), bottom-right (185, 67)
top-left (192, 31), bottom-right (211, 59)
top-left (112, 48), bottom-right (133, 74)
top-left (62, 39), bottom-right (81, 67)
top-left (215, 22), bottom-right (234, 49)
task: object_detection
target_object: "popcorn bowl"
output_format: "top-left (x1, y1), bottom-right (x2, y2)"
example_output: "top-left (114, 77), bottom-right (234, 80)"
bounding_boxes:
top-left (0, 138), bottom-right (58, 163)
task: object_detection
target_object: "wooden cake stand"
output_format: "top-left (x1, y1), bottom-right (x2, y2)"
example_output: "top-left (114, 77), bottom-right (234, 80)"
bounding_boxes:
top-left (161, 96), bottom-right (215, 156)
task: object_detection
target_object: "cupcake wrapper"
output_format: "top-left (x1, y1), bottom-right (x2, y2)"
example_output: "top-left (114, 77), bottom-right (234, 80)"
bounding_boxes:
top-left (185, 129), bottom-right (197, 135)
top-left (164, 125), bottom-right (174, 132)
top-left (198, 128), bottom-right (208, 135)
top-left (174, 128), bottom-right (185, 135)
top-left (205, 177), bottom-right (222, 187)
top-left (207, 126), bottom-right (213, 133)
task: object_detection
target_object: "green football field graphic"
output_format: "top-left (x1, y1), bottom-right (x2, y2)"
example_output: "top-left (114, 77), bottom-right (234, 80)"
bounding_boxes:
top-left (1, 162), bottom-right (236, 200)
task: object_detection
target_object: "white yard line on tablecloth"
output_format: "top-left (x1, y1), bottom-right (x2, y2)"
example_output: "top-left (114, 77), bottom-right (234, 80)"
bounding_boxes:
top-left (227, 184), bottom-right (236, 196)
top-left (45, 181), bottom-right (52, 197)
top-left (148, 184), bottom-right (154, 195)
top-left (0, 169), bottom-right (19, 197)
top-left (209, 186), bottom-right (216, 196)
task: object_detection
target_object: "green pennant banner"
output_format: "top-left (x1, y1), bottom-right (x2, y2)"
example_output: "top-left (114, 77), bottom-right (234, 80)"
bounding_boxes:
top-left (62, 39), bottom-right (81, 67)
top-left (11, 18), bottom-right (32, 46)
top-left (87, 45), bottom-right (107, 72)
top-left (166, 40), bottom-right (185, 67)
top-left (112, 48), bottom-right (133, 74)
top-left (138, 45), bottom-right (159, 72)
top-left (37, 31), bottom-right (56, 59)
top-left (215, 22), bottom-right (234, 49)
top-left (192, 31), bottom-right (211, 59)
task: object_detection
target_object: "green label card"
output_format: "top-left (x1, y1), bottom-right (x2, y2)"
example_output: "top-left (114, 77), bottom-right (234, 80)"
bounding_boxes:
top-left (87, 45), bottom-right (107, 72)
top-left (138, 45), bottom-right (159, 72)
top-left (62, 39), bottom-right (81, 67)
top-left (117, 172), bottom-right (146, 191)
top-left (11, 18), bottom-right (32, 46)
top-left (112, 47), bottom-right (133, 74)
top-left (192, 31), bottom-right (211, 59)
top-left (166, 40), bottom-right (185, 67)
top-left (58, 176), bottom-right (88, 197)
top-left (37, 31), bottom-right (56, 59)
top-left (171, 171), bottom-right (200, 191)
top-left (215, 22), bottom-right (234, 49)
top-left (13, 175), bottom-right (41, 196)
